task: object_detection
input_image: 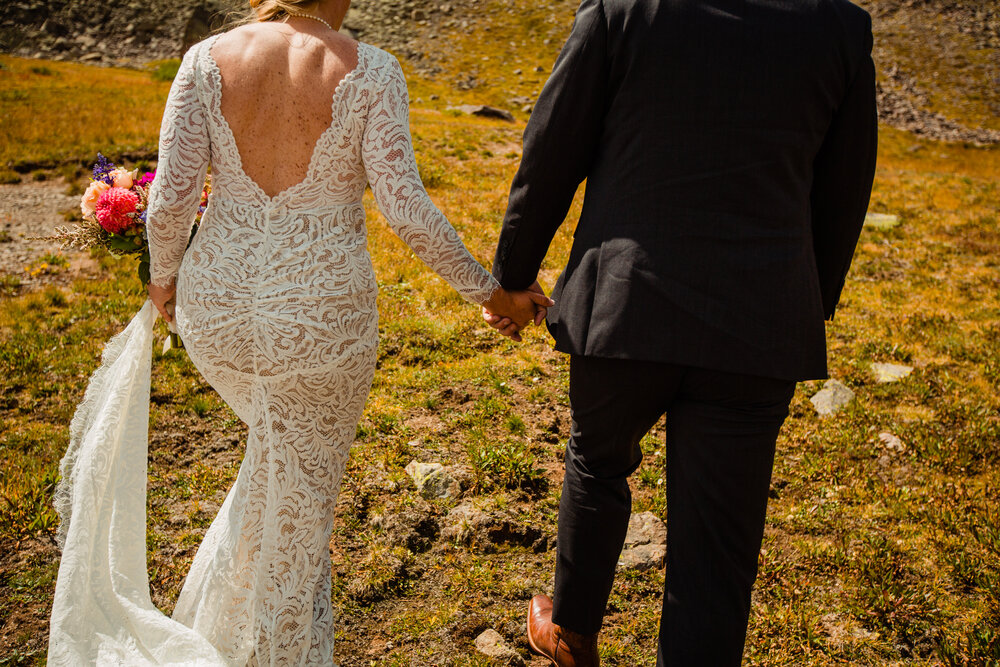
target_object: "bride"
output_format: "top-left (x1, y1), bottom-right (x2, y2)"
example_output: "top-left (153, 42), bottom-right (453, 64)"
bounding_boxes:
top-left (48, 0), bottom-right (550, 664)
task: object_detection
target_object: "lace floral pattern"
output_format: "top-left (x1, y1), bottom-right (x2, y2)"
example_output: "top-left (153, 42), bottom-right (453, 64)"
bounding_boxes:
top-left (53, 35), bottom-right (499, 666)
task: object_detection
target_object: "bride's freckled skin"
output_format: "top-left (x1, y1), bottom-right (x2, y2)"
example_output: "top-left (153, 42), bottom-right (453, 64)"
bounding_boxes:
top-left (213, 21), bottom-right (358, 198)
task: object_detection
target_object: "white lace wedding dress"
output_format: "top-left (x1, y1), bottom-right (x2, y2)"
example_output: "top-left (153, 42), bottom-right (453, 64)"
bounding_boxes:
top-left (49, 35), bottom-right (498, 666)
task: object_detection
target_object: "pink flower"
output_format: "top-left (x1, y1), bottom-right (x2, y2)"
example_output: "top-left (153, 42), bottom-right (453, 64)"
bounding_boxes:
top-left (81, 180), bottom-right (110, 216)
top-left (95, 187), bottom-right (140, 234)
top-left (110, 168), bottom-right (134, 189)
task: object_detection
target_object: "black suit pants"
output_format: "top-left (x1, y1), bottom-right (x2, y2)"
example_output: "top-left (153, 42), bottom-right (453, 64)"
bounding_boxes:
top-left (550, 355), bottom-right (795, 665)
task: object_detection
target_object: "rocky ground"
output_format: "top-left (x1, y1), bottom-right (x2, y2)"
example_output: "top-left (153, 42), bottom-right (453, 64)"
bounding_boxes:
top-left (0, 180), bottom-right (98, 293)
top-left (876, 68), bottom-right (1000, 145)
top-left (1, 0), bottom-right (997, 144)
top-left (0, 0), bottom-right (480, 67)
top-left (860, 0), bottom-right (1000, 144)
top-left (0, 0), bottom-right (239, 65)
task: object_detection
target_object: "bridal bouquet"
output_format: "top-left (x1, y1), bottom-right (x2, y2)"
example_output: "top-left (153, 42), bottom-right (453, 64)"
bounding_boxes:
top-left (47, 153), bottom-right (209, 287)
top-left (43, 154), bottom-right (210, 350)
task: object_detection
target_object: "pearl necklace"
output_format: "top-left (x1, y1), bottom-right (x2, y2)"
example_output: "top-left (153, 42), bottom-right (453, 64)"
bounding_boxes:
top-left (286, 12), bottom-right (335, 32)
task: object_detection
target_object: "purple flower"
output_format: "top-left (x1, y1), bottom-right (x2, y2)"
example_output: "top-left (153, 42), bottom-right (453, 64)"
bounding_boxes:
top-left (137, 170), bottom-right (156, 186)
top-left (92, 153), bottom-right (115, 185)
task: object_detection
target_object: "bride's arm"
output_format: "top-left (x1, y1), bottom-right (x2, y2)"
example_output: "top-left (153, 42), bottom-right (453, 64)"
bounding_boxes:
top-left (361, 54), bottom-right (503, 307)
top-left (146, 47), bottom-right (211, 300)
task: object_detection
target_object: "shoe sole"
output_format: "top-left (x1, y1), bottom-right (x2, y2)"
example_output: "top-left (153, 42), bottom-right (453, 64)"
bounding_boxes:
top-left (526, 600), bottom-right (558, 666)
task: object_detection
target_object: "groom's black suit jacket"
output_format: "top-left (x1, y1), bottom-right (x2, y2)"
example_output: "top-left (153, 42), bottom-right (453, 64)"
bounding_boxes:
top-left (492, 0), bottom-right (877, 381)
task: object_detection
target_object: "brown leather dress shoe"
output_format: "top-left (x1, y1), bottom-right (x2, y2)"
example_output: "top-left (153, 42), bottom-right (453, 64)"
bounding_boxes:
top-left (526, 594), bottom-right (600, 667)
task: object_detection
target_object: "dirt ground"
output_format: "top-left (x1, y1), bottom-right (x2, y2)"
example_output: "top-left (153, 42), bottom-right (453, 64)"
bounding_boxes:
top-left (0, 179), bottom-right (97, 290)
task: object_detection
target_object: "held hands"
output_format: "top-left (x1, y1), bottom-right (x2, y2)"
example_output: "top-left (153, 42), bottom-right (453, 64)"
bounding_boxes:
top-left (148, 282), bottom-right (177, 324)
top-left (481, 281), bottom-right (553, 342)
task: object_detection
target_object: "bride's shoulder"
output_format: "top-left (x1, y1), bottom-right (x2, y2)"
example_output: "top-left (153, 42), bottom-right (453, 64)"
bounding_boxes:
top-left (206, 23), bottom-right (275, 59)
top-left (357, 45), bottom-right (406, 82)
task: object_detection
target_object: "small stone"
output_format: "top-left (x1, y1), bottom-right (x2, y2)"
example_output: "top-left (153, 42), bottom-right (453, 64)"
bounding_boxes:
top-left (442, 502), bottom-right (489, 544)
top-left (442, 502), bottom-right (546, 551)
top-left (474, 629), bottom-right (525, 666)
top-left (618, 512), bottom-right (666, 571)
top-left (878, 432), bottom-right (905, 452)
top-left (871, 362), bottom-right (913, 383)
top-left (343, 8), bottom-right (365, 30)
top-left (448, 104), bottom-right (515, 122)
top-left (370, 499), bottom-right (438, 551)
top-left (404, 461), bottom-right (461, 500)
top-left (864, 213), bottom-right (900, 230)
top-left (810, 379), bottom-right (855, 417)
top-left (41, 19), bottom-right (67, 37)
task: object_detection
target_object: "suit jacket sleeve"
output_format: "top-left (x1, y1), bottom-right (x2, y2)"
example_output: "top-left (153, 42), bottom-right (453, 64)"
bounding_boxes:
top-left (810, 14), bottom-right (878, 319)
top-left (492, 0), bottom-right (609, 290)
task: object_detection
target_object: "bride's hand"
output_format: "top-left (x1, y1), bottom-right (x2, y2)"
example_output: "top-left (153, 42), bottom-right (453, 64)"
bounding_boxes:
top-left (148, 283), bottom-right (177, 323)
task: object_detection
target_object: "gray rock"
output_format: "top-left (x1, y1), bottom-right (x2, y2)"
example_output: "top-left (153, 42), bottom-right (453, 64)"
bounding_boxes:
top-left (41, 18), bottom-right (67, 36)
top-left (404, 461), bottom-right (461, 500)
top-left (441, 502), bottom-right (489, 544)
top-left (864, 213), bottom-right (900, 230)
top-left (878, 432), bottom-right (905, 452)
top-left (871, 362), bottom-right (913, 383)
top-left (810, 379), bottom-right (855, 416)
top-left (474, 629), bottom-right (525, 666)
top-left (441, 501), bottom-right (547, 552)
top-left (448, 104), bottom-right (515, 121)
top-left (370, 499), bottom-right (438, 552)
top-left (618, 511), bottom-right (666, 571)
top-left (343, 8), bottom-right (366, 32)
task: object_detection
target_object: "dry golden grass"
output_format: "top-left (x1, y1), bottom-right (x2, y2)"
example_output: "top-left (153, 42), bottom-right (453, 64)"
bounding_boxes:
top-left (0, 56), bottom-right (170, 171)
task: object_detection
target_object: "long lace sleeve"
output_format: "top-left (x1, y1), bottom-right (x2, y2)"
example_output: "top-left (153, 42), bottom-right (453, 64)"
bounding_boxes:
top-left (362, 55), bottom-right (499, 305)
top-left (146, 46), bottom-right (211, 289)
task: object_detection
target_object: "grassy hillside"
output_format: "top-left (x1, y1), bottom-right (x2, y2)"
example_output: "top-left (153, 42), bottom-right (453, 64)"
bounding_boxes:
top-left (0, 56), bottom-right (171, 176)
top-left (1, 1), bottom-right (999, 665)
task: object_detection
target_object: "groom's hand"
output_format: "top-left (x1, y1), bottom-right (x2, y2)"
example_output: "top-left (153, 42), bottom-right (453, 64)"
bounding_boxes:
top-left (482, 281), bottom-right (552, 342)
top-left (525, 280), bottom-right (549, 327)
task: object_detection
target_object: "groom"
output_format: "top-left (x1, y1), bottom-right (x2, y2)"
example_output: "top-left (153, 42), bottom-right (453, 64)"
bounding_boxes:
top-left (485, 0), bottom-right (877, 663)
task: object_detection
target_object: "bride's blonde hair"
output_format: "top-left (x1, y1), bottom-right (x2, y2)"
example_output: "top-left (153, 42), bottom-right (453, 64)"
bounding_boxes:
top-left (246, 0), bottom-right (319, 22)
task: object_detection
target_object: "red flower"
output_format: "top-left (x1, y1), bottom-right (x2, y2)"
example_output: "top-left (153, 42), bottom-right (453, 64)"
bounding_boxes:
top-left (95, 187), bottom-right (139, 234)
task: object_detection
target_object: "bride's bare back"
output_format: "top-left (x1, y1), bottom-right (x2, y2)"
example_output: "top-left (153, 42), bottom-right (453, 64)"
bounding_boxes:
top-left (210, 21), bottom-right (359, 198)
